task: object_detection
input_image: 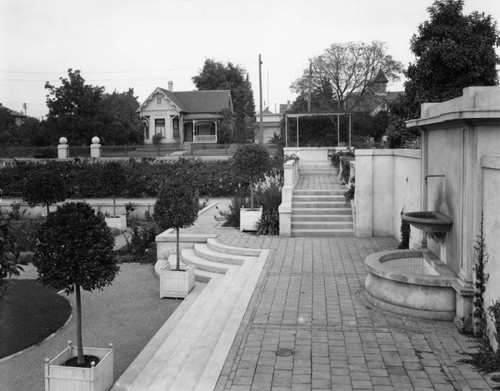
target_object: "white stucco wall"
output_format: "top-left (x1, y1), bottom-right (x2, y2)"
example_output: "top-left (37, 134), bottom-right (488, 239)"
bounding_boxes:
top-left (354, 149), bottom-right (421, 243)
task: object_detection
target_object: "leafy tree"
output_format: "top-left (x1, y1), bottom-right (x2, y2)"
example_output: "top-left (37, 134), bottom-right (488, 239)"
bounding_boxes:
top-left (33, 202), bottom-right (119, 365)
top-left (0, 105), bottom-right (17, 145)
top-left (387, 0), bottom-right (500, 148)
top-left (406, 0), bottom-right (500, 116)
top-left (0, 209), bottom-right (23, 301)
top-left (100, 162), bottom-right (127, 217)
top-left (22, 168), bottom-right (68, 215)
top-left (291, 41), bottom-right (404, 111)
top-left (154, 175), bottom-right (199, 271)
top-left (192, 59), bottom-right (255, 143)
top-left (101, 89), bottom-right (143, 145)
top-left (45, 69), bottom-right (142, 145)
top-left (232, 144), bottom-right (271, 209)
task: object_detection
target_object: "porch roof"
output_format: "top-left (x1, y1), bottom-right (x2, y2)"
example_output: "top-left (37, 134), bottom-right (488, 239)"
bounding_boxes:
top-left (183, 113), bottom-right (223, 120)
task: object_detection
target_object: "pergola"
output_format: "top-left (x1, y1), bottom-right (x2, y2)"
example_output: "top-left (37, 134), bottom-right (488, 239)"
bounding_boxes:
top-left (284, 112), bottom-right (352, 148)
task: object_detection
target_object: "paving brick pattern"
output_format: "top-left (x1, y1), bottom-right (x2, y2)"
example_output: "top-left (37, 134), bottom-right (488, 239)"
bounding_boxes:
top-left (210, 235), bottom-right (491, 391)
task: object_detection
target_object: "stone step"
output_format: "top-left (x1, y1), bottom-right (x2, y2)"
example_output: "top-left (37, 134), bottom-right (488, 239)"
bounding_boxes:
top-left (298, 171), bottom-right (336, 177)
top-left (292, 221), bottom-right (353, 230)
top-left (294, 189), bottom-right (345, 195)
top-left (293, 201), bottom-right (347, 208)
top-left (293, 195), bottom-right (345, 202)
top-left (194, 243), bottom-right (246, 265)
top-left (291, 228), bottom-right (354, 237)
top-left (292, 214), bottom-right (353, 222)
top-left (293, 207), bottom-right (352, 215)
top-left (130, 266), bottom-right (245, 390)
top-left (207, 238), bottom-right (262, 257)
top-left (181, 249), bottom-right (231, 274)
top-left (168, 261), bottom-right (258, 389)
top-left (115, 240), bottom-right (268, 391)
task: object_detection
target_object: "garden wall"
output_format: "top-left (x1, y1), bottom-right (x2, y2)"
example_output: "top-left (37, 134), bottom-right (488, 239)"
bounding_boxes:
top-left (354, 149), bottom-right (421, 245)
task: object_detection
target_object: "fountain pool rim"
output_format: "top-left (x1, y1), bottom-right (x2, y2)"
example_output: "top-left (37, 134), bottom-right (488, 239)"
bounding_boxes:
top-left (364, 249), bottom-right (458, 321)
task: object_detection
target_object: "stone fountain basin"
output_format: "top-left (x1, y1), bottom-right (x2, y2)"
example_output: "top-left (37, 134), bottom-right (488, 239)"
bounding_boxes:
top-left (402, 211), bottom-right (453, 233)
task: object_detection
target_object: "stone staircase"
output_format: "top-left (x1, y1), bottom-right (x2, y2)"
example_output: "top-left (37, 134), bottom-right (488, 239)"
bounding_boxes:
top-left (112, 238), bottom-right (268, 391)
top-left (291, 162), bottom-right (354, 237)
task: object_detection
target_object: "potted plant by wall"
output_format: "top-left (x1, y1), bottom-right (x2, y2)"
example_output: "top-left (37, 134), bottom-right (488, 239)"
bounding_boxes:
top-left (33, 202), bottom-right (119, 391)
top-left (232, 144), bottom-right (271, 231)
top-left (100, 161), bottom-right (127, 230)
top-left (154, 173), bottom-right (199, 298)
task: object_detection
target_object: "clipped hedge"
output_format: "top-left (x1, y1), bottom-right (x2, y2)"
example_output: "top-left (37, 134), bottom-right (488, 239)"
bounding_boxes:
top-left (0, 157), bottom-right (282, 199)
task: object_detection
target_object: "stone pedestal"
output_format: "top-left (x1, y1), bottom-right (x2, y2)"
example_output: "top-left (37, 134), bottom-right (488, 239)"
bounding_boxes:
top-left (90, 136), bottom-right (101, 158)
top-left (57, 137), bottom-right (69, 159)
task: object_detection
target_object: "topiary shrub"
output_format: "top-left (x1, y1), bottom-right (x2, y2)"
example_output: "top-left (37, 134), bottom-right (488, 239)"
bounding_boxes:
top-left (0, 209), bottom-right (23, 301)
top-left (22, 168), bottom-right (68, 215)
top-left (232, 144), bottom-right (271, 209)
top-left (100, 161), bottom-right (127, 217)
top-left (154, 174), bottom-right (199, 270)
top-left (33, 202), bottom-right (119, 366)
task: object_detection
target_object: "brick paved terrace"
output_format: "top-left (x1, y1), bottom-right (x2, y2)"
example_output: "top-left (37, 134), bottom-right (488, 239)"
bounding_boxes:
top-left (211, 234), bottom-right (492, 391)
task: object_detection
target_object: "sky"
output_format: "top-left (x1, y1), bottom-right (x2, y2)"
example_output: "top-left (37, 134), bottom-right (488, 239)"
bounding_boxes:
top-left (1, 0), bottom-right (499, 119)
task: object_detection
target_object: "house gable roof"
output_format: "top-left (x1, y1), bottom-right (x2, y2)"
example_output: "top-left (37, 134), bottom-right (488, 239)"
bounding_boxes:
top-left (138, 87), bottom-right (233, 115)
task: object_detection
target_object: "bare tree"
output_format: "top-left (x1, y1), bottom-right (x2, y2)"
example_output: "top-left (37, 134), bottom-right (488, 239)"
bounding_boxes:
top-left (291, 41), bottom-right (404, 111)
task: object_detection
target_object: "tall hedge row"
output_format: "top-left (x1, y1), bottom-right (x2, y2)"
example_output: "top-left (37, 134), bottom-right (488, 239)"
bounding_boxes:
top-left (0, 158), bottom-right (281, 199)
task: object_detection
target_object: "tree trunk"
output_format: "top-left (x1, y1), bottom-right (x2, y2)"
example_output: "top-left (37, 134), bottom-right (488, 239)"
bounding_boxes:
top-left (176, 227), bottom-right (180, 271)
top-left (112, 197), bottom-right (116, 217)
top-left (250, 186), bottom-right (254, 210)
top-left (46, 203), bottom-right (50, 216)
top-left (75, 284), bottom-right (84, 365)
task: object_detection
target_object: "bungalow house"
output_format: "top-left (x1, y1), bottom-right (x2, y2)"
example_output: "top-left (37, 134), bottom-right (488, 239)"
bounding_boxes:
top-left (0, 103), bottom-right (26, 126)
top-left (138, 82), bottom-right (234, 145)
top-left (346, 70), bottom-right (404, 115)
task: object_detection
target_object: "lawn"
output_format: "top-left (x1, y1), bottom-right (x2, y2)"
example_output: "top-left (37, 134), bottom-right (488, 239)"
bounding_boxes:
top-left (0, 280), bottom-right (72, 359)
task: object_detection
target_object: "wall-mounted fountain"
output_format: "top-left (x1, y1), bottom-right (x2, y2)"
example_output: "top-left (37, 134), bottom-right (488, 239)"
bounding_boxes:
top-left (364, 87), bottom-right (500, 333)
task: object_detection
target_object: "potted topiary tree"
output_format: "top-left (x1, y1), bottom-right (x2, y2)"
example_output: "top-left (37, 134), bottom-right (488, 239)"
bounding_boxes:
top-left (232, 144), bottom-right (271, 231)
top-left (100, 161), bottom-right (127, 230)
top-left (154, 173), bottom-right (199, 298)
top-left (22, 167), bottom-right (68, 216)
top-left (33, 202), bottom-right (119, 391)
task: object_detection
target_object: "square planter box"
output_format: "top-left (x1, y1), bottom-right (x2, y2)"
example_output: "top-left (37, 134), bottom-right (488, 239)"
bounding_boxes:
top-left (105, 216), bottom-right (127, 230)
top-left (240, 207), bottom-right (262, 232)
top-left (160, 263), bottom-right (195, 299)
top-left (45, 342), bottom-right (113, 391)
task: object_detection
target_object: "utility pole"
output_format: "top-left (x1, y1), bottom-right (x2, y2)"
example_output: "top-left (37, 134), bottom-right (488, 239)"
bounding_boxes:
top-left (259, 54), bottom-right (263, 145)
top-left (307, 61), bottom-right (312, 113)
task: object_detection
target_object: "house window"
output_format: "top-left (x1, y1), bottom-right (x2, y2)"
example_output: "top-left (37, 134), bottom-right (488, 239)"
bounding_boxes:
top-left (173, 118), bottom-right (179, 138)
top-left (155, 119), bottom-right (165, 138)
top-left (156, 97), bottom-right (162, 105)
top-left (144, 116), bottom-right (150, 139)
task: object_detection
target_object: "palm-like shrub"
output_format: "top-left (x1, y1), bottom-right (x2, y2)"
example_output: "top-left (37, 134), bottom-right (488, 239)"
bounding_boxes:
top-left (33, 202), bottom-right (119, 365)
top-left (154, 175), bottom-right (199, 270)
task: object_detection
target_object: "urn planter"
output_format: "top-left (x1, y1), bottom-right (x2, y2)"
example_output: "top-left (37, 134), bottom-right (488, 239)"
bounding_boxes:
top-left (105, 216), bottom-right (127, 230)
top-left (240, 207), bottom-right (262, 232)
top-left (44, 341), bottom-right (114, 391)
top-left (159, 263), bottom-right (195, 299)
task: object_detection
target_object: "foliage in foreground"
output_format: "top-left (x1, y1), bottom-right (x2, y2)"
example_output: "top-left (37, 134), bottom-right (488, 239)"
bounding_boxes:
top-left (33, 202), bottom-right (119, 365)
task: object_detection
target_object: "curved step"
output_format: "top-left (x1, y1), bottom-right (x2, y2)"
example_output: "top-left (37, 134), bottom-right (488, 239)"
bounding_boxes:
top-left (193, 243), bottom-right (246, 265)
top-left (181, 249), bottom-right (231, 274)
top-left (207, 238), bottom-right (262, 257)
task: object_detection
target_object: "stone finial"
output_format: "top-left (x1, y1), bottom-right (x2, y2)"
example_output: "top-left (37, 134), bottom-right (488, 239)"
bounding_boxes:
top-left (92, 136), bottom-right (100, 144)
top-left (59, 137), bottom-right (68, 145)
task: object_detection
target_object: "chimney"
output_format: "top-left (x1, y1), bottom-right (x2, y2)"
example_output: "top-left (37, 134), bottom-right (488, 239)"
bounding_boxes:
top-left (287, 100), bottom-right (291, 110)
top-left (168, 81), bottom-right (173, 92)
